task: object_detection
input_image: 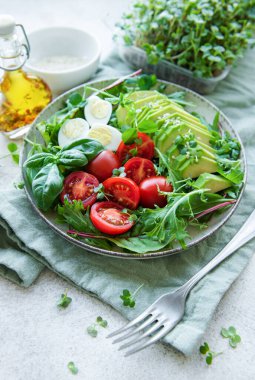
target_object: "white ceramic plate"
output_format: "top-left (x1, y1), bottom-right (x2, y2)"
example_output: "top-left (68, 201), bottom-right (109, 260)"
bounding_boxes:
top-left (21, 78), bottom-right (246, 259)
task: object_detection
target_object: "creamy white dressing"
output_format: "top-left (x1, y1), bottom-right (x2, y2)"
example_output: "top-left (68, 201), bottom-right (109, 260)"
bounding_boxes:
top-left (30, 55), bottom-right (88, 72)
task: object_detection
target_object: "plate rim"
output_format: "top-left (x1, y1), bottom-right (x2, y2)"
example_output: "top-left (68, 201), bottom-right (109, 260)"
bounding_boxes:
top-left (21, 77), bottom-right (247, 260)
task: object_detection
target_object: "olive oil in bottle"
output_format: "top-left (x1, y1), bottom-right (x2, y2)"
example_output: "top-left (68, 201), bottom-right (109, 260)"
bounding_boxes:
top-left (0, 14), bottom-right (52, 132)
top-left (0, 69), bottom-right (51, 131)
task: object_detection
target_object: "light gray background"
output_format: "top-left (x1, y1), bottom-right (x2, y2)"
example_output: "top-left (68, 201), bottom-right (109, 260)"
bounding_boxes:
top-left (0, 1), bottom-right (255, 379)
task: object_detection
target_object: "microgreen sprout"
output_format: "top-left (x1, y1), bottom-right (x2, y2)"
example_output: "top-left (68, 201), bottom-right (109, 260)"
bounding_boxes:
top-left (57, 290), bottom-right (72, 309)
top-left (94, 184), bottom-right (105, 200)
top-left (112, 166), bottom-right (126, 177)
top-left (67, 361), bottom-right (78, 375)
top-left (117, 0), bottom-right (255, 78)
top-left (87, 316), bottom-right (108, 337)
top-left (13, 181), bottom-right (24, 190)
top-left (120, 284), bottom-right (144, 308)
top-left (221, 326), bottom-right (241, 348)
top-left (199, 342), bottom-right (222, 365)
top-left (0, 143), bottom-right (20, 164)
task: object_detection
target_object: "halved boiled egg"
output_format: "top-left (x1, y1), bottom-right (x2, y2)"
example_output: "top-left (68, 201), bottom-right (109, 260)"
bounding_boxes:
top-left (84, 95), bottom-right (112, 126)
top-left (85, 123), bottom-right (122, 151)
top-left (58, 118), bottom-right (89, 147)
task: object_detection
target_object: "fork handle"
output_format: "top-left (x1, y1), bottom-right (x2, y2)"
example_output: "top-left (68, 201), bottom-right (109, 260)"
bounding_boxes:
top-left (181, 209), bottom-right (255, 295)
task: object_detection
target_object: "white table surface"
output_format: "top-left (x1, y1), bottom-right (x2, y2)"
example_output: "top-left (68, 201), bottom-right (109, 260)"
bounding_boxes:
top-left (0, 1), bottom-right (255, 379)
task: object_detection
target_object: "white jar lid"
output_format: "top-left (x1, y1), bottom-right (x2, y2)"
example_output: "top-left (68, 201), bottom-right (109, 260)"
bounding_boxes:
top-left (0, 14), bottom-right (16, 36)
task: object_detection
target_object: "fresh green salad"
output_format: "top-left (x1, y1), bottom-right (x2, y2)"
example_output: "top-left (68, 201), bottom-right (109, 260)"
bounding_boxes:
top-left (23, 74), bottom-right (244, 254)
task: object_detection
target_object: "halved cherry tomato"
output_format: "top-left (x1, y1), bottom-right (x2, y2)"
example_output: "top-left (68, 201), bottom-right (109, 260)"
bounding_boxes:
top-left (86, 150), bottom-right (121, 182)
top-left (116, 132), bottom-right (155, 163)
top-left (103, 177), bottom-right (140, 210)
top-left (124, 157), bottom-right (156, 185)
top-left (90, 201), bottom-right (134, 235)
top-left (60, 171), bottom-right (99, 208)
top-left (139, 176), bottom-right (173, 208)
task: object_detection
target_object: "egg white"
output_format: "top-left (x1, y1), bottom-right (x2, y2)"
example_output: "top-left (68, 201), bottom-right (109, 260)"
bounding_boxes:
top-left (85, 123), bottom-right (122, 151)
top-left (58, 118), bottom-right (90, 147)
top-left (84, 95), bottom-right (112, 126)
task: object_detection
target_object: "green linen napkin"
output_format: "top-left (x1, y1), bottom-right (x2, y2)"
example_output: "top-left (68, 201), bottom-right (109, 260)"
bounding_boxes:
top-left (0, 48), bottom-right (255, 356)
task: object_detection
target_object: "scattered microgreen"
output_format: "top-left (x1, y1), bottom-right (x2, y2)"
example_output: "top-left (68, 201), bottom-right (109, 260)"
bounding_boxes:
top-left (57, 290), bottom-right (72, 309)
top-left (120, 284), bottom-right (144, 308)
top-left (7, 143), bottom-right (19, 164)
top-left (199, 342), bottom-right (222, 365)
top-left (129, 148), bottom-right (138, 157)
top-left (67, 361), bottom-right (78, 375)
top-left (112, 167), bottom-right (126, 177)
top-left (96, 316), bottom-right (108, 328)
top-left (87, 316), bottom-right (108, 337)
top-left (221, 326), bottom-right (241, 348)
top-left (94, 184), bottom-right (105, 200)
top-left (13, 181), bottom-right (24, 189)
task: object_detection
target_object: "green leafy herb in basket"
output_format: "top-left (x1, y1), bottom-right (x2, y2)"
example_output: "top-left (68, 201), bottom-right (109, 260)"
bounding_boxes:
top-left (116, 0), bottom-right (255, 78)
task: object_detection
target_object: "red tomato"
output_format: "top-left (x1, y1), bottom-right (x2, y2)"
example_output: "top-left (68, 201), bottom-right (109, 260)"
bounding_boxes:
top-left (86, 150), bottom-right (121, 182)
top-left (124, 157), bottom-right (156, 185)
top-left (139, 176), bottom-right (173, 208)
top-left (90, 201), bottom-right (134, 235)
top-left (116, 132), bottom-right (155, 163)
top-left (103, 177), bottom-right (140, 210)
top-left (60, 171), bottom-right (99, 208)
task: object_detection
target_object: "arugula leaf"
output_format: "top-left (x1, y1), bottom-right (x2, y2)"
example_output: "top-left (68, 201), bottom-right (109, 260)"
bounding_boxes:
top-left (123, 74), bottom-right (157, 91)
top-left (67, 361), bottom-right (78, 375)
top-left (217, 158), bottom-right (244, 184)
top-left (57, 200), bottom-right (96, 233)
top-left (32, 163), bottom-right (64, 211)
top-left (167, 91), bottom-right (193, 107)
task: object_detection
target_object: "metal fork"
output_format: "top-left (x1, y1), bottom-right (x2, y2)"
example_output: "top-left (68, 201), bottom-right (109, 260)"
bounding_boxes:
top-left (108, 209), bottom-right (255, 356)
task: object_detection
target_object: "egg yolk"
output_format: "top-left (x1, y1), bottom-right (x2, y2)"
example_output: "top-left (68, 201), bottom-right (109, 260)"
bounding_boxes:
top-left (87, 127), bottom-right (112, 146)
top-left (90, 98), bottom-right (109, 119)
top-left (62, 122), bottom-right (84, 139)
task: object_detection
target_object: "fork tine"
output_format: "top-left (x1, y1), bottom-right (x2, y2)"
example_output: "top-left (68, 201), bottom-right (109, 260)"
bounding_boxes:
top-left (112, 313), bottom-right (160, 344)
top-left (124, 323), bottom-right (172, 357)
top-left (107, 306), bottom-right (155, 338)
top-left (119, 318), bottom-right (167, 350)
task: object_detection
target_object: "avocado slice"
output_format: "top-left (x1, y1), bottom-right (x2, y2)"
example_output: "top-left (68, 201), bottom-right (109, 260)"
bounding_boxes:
top-left (193, 173), bottom-right (232, 192)
top-left (157, 112), bottom-right (209, 131)
top-left (181, 156), bottom-right (218, 179)
top-left (155, 121), bottom-right (212, 151)
top-left (116, 91), bottom-right (166, 126)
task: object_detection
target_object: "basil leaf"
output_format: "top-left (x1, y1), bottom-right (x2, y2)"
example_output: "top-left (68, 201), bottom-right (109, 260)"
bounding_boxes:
top-left (24, 153), bottom-right (56, 168)
top-left (32, 163), bottom-right (64, 211)
top-left (57, 149), bottom-right (88, 167)
top-left (61, 138), bottom-right (103, 160)
top-left (122, 128), bottom-right (137, 144)
top-left (138, 120), bottom-right (157, 134)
